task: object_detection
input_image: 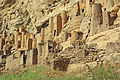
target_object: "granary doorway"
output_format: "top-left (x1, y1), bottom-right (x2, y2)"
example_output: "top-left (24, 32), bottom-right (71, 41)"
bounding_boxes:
top-left (23, 54), bottom-right (27, 67)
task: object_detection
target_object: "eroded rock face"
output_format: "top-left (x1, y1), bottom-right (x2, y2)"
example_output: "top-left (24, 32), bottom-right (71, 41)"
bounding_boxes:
top-left (87, 27), bottom-right (120, 49)
top-left (0, 0), bottom-right (16, 8)
top-left (0, 0), bottom-right (120, 73)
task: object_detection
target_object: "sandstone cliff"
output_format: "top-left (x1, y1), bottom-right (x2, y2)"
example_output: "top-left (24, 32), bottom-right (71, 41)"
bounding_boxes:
top-left (0, 0), bottom-right (120, 73)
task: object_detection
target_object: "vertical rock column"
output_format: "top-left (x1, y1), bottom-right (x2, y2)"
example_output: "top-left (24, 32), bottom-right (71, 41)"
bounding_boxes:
top-left (76, 2), bottom-right (80, 16)
top-left (0, 38), bottom-right (4, 50)
top-left (79, 1), bottom-right (82, 14)
top-left (85, 0), bottom-right (95, 15)
top-left (5, 32), bottom-right (10, 44)
top-left (32, 38), bottom-right (37, 49)
top-left (37, 43), bottom-right (43, 65)
top-left (49, 17), bottom-right (54, 39)
top-left (26, 38), bottom-right (32, 50)
top-left (18, 34), bottom-right (22, 42)
top-left (19, 51), bottom-right (26, 68)
top-left (31, 49), bottom-right (38, 65)
top-left (14, 30), bottom-right (20, 49)
top-left (21, 32), bottom-right (26, 48)
top-left (2, 31), bottom-right (6, 39)
top-left (44, 27), bottom-right (50, 42)
top-left (42, 41), bottom-right (49, 59)
top-left (41, 28), bottom-right (45, 43)
top-left (90, 3), bottom-right (102, 36)
top-left (103, 12), bottom-right (111, 29)
top-left (79, 1), bottom-right (86, 14)
top-left (14, 30), bottom-right (18, 43)
top-left (24, 34), bottom-right (27, 48)
top-left (56, 15), bottom-right (62, 36)
top-left (25, 33), bottom-right (34, 45)
top-left (54, 15), bottom-right (62, 36)
top-left (1, 31), bottom-right (6, 50)
top-left (61, 10), bottom-right (67, 29)
top-left (26, 49), bottom-right (38, 66)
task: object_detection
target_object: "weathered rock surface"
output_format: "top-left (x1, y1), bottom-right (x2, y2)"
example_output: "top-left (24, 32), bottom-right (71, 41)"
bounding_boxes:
top-left (0, 0), bottom-right (120, 73)
top-left (87, 27), bottom-right (120, 49)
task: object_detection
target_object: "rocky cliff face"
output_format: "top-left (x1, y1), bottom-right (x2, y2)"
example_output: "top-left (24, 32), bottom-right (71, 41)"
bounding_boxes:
top-left (0, 0), bottom-right (69, 34)
top-left (0, 0), bottom-right (120, 73)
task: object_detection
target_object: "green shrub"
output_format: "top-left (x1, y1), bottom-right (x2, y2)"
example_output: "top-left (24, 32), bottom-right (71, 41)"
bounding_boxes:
top-left (91, 64), bottom-right (120, 80)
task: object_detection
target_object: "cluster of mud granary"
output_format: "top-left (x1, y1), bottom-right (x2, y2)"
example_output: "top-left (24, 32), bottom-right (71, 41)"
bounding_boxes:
top-left (0, 0), bottom-right (120, 72)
